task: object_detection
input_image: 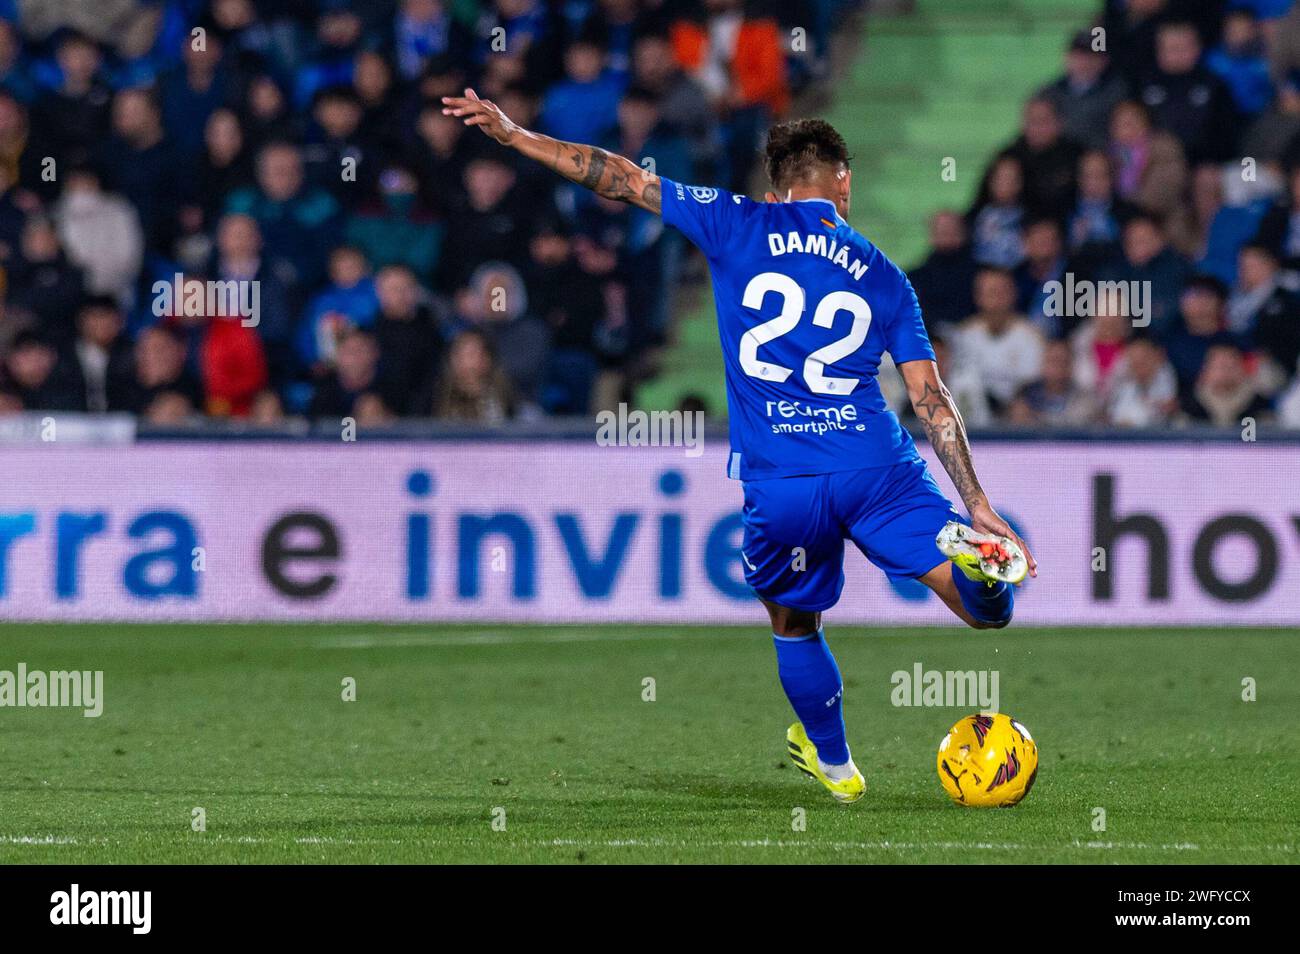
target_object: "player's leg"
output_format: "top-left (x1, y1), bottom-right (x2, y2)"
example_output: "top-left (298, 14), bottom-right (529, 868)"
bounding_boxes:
top-left (916, 560), bottom-right (1012, 630)
top-left (839, 459), bottom-right (1016, 630)
top-left (742, 476), bottom-right (864, 803)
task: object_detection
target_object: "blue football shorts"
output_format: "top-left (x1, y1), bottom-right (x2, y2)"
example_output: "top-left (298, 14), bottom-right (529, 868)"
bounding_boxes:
top-left (740, 458), bottom-right (962, 612)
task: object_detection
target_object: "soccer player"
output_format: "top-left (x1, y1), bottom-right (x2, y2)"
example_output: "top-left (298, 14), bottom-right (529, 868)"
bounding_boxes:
top-left (444, 89), bottom-right (1037, 804)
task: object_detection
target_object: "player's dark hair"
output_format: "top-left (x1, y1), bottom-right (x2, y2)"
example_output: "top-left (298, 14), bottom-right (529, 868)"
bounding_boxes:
top-left (764, 119), bottom-right (851, 192)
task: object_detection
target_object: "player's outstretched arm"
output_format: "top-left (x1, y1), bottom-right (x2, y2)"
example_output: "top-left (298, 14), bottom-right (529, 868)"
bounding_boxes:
top-left (442, 88), bottom-right (661, 214)
top-left (898, 359), bottom-right (1037, 577)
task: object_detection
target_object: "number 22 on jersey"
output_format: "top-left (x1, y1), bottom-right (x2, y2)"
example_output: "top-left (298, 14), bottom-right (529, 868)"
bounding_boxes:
top-left (737, 272), bottom-right (873, 396)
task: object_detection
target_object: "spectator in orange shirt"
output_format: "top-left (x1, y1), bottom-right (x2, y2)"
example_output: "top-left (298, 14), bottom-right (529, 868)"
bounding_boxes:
top-left (670, 0), bottom-right (790, 192)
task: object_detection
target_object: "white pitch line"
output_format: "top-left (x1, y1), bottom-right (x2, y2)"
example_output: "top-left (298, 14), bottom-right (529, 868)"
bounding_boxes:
top-left (3, 834), bottom-right (1293, 854)
top-left (312, 629), bottom-right (751, 650)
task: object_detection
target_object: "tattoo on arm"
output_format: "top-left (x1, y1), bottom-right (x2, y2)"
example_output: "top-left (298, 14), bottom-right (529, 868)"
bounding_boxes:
top-left (539, 137), bottom-right (661, 213)
top-left (912, 380), bottom-right (986, 511)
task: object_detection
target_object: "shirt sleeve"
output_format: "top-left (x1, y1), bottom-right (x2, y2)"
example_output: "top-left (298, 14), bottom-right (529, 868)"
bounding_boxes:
top-left (659, 177), bottom-right (749, 258)
top-left (884, 267), bottom-right (936, 365)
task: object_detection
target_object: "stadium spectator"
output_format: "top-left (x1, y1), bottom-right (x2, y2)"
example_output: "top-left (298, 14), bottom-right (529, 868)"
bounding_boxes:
top-left (1101, 0), bottom-right (1169, 82)
top-left (297, 245), bottom-right (380, 373)
top-left (240, 74), bottom-right (296, 151)
top-left (209, 212), bottom-right (294, 378)
top-left (1107, 99), bottom-right (1188, 222)
top-left (7, 216), bottom-right (85, 346)
top-left (1228, 242), bottom-right (1290, 333)
top-left (435, 153), bottom-right (528, 291)
top-left (953, 268), bottom-right (1045, 409)
top-left (1007, 339), bottom-right (1100, 427)
top-left (70, 295), bottom-right (135, 412)
top-left (1104, 333), bottom-right (1178, 427)
top-left (352, 49), bottom-right (401, 153)
top-left (29, 31), bottom-right (111, 174)
top-left (930, 333), bottom-right (992, 428)
top-left (1205, 8), bottom-right (1273, 119)
top-left (302, 87), bottom-right (371, 203)
top-left (168, 274), bottom-right (269, 418)
top-left (372, 263), bottom-right (445, 416)
top-left (1070, 298), bottom-right (1131, 395)
top-left (1066, 149), bottom-right (1137, 274)
top-left (309, 326), bottom-right (390, 421)
top-left (1003, 96), bottom-right (1082, 220)
top-left (1168, 161), bottom-right (1224, 260)
top-left (0, 21), bottom-right (35, 105)
top-left (1015, 217), bottom-right (1070, 338)
top-left (1240, 70), bottom-right (1300, 163)
top-left (1037, 30), bottom-right (1126, 150)
top-left (433, 327), bottom-right (518, 423)
top-left (454, 261), bottom-right (549, 404)
top-left (0, 90), bottom-right (39, 197)
top-left (409, 99), bottom-right (469, 217)
top-left (130, 323), bottom-right (203, 420)
top-left (225, 140), bottom-right (341, 291)
top-left (1134, 21), bottom-right (1240, 163)
top-left (630, 30), bottom-right (721, 182)
top-left (539, 27), bottom-right (624, 147)
top-left (249, 387), bottom-right (289, 426)
top-left (1252, 164), bottom-right (1300, 269)
top-left (1096, 214), bottom-right (1191, 337)
top-left (345, 162), bottom-right (442, 280)
top-left (0, 328), bottom-right (81, 410)
top-left (968, 153), bottom-right (1028, 268)
top-left (160, 24), bottom-right (233, 161)
top-left (524, 222), bottom-right (602, 413)
top-left (394, 0), bottom-right (470, 80)
top-left (52, 164), bottom-right (142, 306)
top-left (1275, 360), bottom-right (1300, 425)
top-left (909, 210), bottom-right (978, 334)
top-left (1272, 2), bottom-right (1300, 84)
top-left (1178, 341), bottom-right (1272, 425)
top-left (1234, 243), bottom-right (1300, 390)
top-left (97, 87), bottom-right (184, 253)
top-left (670, 0), bottom-right (790, 192)
top-left (183, 108), bottom-right (252, 235)
top-left (1165, 275), bottom-right (1234, 390)
top-left (4, 0), bottom-right (1295, 431)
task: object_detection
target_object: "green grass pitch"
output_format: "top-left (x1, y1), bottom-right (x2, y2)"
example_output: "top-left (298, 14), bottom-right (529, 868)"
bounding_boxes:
top-left (1, 623), bottom-right (1296, 864)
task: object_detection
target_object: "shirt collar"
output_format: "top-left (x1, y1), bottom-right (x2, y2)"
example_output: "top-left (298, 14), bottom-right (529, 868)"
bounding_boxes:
top-left (793, 197), bottom-right (846, 224)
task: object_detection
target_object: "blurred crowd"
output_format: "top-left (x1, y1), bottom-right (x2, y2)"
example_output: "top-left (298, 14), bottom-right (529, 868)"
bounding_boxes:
top-left (902, 0), bottom-right (1300, 429)
top-left (0, 0), bottom-right (842, 424)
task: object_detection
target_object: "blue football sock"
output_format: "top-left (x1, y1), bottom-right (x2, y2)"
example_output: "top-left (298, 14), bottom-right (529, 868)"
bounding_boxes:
top-left (773, 629), bottom-right (849, 765)
top-left (950, 563), bottom-right (1014, 625)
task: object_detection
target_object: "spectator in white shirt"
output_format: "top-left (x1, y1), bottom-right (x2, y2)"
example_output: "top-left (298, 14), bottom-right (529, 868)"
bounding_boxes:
top-left (53, 165), bottom-right (143, 308)
top-left (1104, 333), bottom-right (1179, 427)
top-left (954, 267), bottom-right (1045, 410)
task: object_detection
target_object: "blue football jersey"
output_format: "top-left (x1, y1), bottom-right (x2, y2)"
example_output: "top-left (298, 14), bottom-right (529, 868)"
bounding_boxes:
top-left (660, 178), bottom-right (935, 480)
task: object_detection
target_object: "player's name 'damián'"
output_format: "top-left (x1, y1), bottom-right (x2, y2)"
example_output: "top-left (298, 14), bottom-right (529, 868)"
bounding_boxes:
top-left (767, 230), bottom-right (870, 281)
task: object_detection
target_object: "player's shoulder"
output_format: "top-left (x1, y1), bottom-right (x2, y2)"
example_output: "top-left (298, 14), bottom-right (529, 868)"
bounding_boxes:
top-left (664, 178), bottom-right (758, 215)
top-left (840, 225), bottom-right (910, 288)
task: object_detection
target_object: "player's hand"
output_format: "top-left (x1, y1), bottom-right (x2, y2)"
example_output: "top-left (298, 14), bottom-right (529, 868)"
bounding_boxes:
top-left (441, 88), bottom-right (518, 146)
top-left (969, 500), bottom-right (1037, 579)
